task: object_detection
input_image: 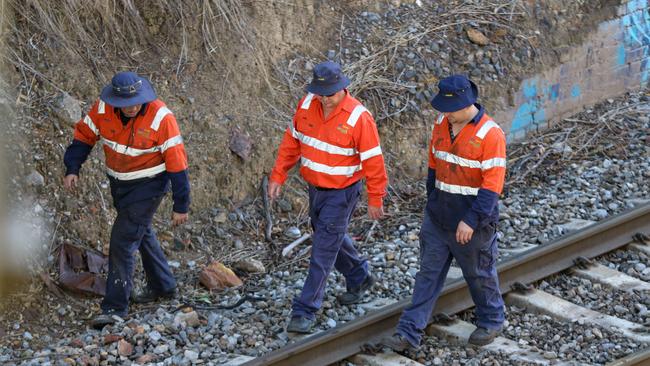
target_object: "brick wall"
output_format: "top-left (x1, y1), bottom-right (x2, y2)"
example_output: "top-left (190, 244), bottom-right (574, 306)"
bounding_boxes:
top-left (494, 0), bottom-right (650, 140)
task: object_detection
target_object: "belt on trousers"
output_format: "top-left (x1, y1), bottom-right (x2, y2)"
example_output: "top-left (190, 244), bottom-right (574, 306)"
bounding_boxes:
top-left (313, 180), bottom-right (360, 191)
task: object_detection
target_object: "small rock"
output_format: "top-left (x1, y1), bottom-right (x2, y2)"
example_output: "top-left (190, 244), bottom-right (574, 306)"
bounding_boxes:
top-left (284, 226), bottom-right (301, 239)
top-left (543, 351), bottom-right (557, 359)
top-left (174, 311), bottom-right (201, 328)
top-left (614, 305), bottom-right (628, 314)
top-left (26, 170), bottom-right (45, 186)
top-left (467, 28), bottom-right (490, 46)
top-left (229, 128), bottom-right (253, 161)
top-left (136, 354), bottom-right (156, 364)
top-left (117, 340), bottom-right (133, 357)
top-left (592, 327), bottom-right (603, 339)
top-left (199, 261), bottom-right (243, 290)
top-left (234, 258), bottom-right (266, 274)
top-left (148, 330), bottom-right (162, 342)
top-left (326, 318), bottom-right (337, 328)
top-left (23, 331), bottom-right (33, 340)
top-left (593, 209), bottom-right (608, 219)
top-left (103, 334), bottom-right (121, 344)
top-left (153, 344), bottom-right (169, 354)
top-left (635, 303), bottom-right (648, 315)
top-left (184, 350), bottom-right (199, 362)
top-left (560, 219), bottom-right (595, 232)
top-left (53, 92), bottom-right (82, 126)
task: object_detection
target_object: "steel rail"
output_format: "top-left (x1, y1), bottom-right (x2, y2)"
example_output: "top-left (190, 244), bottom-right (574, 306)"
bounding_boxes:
top-left (244, 203), bottom-right (650, 366)
top-left (606, 346), bottom-right (650, 365)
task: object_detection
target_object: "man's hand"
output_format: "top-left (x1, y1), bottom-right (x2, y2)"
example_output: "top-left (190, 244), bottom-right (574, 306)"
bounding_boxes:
top-left (456, 220), bottom-right (474, 245)
top-left (268, 180), bottom-right (282, 201)
top-left (172, 212), bottom-right (189, 226)
top-left (63, 174), bottom-right (79, 190)
top-left (368, 205), bottom-right (384, 220)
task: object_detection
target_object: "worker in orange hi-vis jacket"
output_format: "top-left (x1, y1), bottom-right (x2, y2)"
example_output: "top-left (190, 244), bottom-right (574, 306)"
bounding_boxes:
top-left (63, 72), bottom-right (190, 329)
top-left (379, 75), bottom-right (507, 351)
top-left (268, 61), bottom-right (388, 334)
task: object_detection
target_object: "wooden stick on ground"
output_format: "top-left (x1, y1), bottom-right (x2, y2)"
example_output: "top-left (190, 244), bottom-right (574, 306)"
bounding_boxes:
top-left (282, 233), bottom-right (311, 257)
top-left (261, 176), bottom-right (273, 242)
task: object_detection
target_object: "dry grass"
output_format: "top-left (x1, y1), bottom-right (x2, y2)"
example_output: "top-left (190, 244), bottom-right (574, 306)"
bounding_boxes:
top-left (6, 0), bottom-right (270, 88)
top-left (266, 1), bottom-right (529, 126)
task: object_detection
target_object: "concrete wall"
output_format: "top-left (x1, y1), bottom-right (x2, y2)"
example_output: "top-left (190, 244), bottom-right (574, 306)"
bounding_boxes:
top-left (495, 0), bottom-right (650, 140)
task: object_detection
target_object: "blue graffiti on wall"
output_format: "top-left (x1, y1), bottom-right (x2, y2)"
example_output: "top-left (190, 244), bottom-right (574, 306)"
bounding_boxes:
top-left (511, 78), bottom-right (546, 133)
top-left (510, 0), bottom-right (649, 137)
top-left (571, 84), bottom-right (581, 98)
top-left (622, 0), bottom-right (650, 84)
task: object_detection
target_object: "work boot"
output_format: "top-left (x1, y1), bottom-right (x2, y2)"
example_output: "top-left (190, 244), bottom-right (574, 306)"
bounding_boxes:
top-left (468, 327), bottom-right (500, 346)
top-left (337, 274), bottom-right (376, 305)
top-left (131, 287), bottom-right (177, 304)
top-left (90, 313), bottom-right (123, 330)
top-left (376, 333), bottom-right (414, 352)
top-left (286, 316), bottom-right (315, 334)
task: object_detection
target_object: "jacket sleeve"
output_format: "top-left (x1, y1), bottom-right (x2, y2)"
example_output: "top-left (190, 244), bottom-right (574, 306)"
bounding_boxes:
top-left (269, 101), bottom-right (303, 185)
top-left (63, 139), bottom-right (93, 176)
top-left (157, 112), bottom-right (190, 213)
top-left (64, 100), bottom-right (102, 175)
top-left (354, 111), bottom-right (388, 207)
top-left (462, 126), bottom-right (506, 229)
top-left (427, 125), bottom-right (437, 196)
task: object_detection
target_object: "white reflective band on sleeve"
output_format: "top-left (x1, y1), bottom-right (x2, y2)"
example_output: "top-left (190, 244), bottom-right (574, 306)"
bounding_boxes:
top-left (481, 157), bottom-right (506, 170)
top-left (476, 120), bottom-right (500, 139)
top-left (98, 100), bottom-right (106, 114)
top-left (300, 157), bottom-right (361, 176)
top-left (291, 127), bottom-right (357, 156)
top-left (359, 145), bottom-right (382, 161)
top-left (435, 151), bottom-right (481, 169)
top-left (346, 105), bottom-right (369, 127)
top-left (431, 146), bottom-right (436, 155)
top-left (435, 180), bottom-right (479, 196)
top-left (106, 163), bottom-right (167, 180)
top-left (159, 135), bottom-right (184, 153)
top-left (101, 137), bottom-right (159, 156)
top-left (436, 114), bottom-right (445, 125)
top-left (83, 115), bottom-right (99, 136)
top-left (301, 93), bottom-right (315, 110)
top-left (150, 107), bottom-right (172, 131)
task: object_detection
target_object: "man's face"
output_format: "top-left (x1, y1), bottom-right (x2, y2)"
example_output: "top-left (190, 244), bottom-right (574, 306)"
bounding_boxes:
top-left (317, 90), bottom-right (345, 110)
top-left (120, 104), bottom-right (142, 118)
top-left (444, 105), bottom-right (471, 124)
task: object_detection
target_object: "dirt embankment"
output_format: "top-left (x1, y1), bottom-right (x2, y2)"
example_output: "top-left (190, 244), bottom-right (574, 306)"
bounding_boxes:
top-left (1, 0), bottom-right (619, 253)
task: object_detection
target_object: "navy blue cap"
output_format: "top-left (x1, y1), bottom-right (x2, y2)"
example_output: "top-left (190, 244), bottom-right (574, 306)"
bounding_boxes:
top-left (430, 75), bottom-right (478, 112)
top-left (306, 61), bottom-right (351, 96)
top-left (100, 72), bottom-right (157, 108)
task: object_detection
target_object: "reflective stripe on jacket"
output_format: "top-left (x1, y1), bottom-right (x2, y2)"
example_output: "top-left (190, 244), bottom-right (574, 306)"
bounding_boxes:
top-left (427, 109), bottom-right (506, 230)
top-left (73, 99), bottom-right (188, 180)
top-left (270, 91), bottom-right (388, 207)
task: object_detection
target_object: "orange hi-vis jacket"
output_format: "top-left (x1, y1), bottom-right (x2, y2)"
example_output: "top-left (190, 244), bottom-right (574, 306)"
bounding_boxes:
top-left (427, 110), bottom-right (506, 230)
top-left (72, 99), bottom-right (188, 180)
top-left (270, 91), bottom-right (388, 207)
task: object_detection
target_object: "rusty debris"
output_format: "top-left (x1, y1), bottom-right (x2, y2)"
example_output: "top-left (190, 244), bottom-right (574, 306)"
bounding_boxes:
top-left (58, 243), bottom-right (108, 296)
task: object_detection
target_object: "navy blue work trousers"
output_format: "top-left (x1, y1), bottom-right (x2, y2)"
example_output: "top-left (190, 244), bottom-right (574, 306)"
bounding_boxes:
top-left (292, 181), bottom-right (369, 319)
top-left (397, 211), bottom-right (505, 346)
top-left (101, 196), bottom-right (177, 316)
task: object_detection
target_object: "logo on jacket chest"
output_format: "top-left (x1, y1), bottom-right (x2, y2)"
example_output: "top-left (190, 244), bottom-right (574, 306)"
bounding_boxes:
top-left (336, 123), bottom-right (351, 134)
top-left (137, 128), bottom-right (152, 139)
top-left (469, 137), bottom-right (482, 148)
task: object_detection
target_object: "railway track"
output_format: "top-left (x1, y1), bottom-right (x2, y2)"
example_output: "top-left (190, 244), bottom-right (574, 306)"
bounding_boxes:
top-left (241, 203), bottom-right (650, 366)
